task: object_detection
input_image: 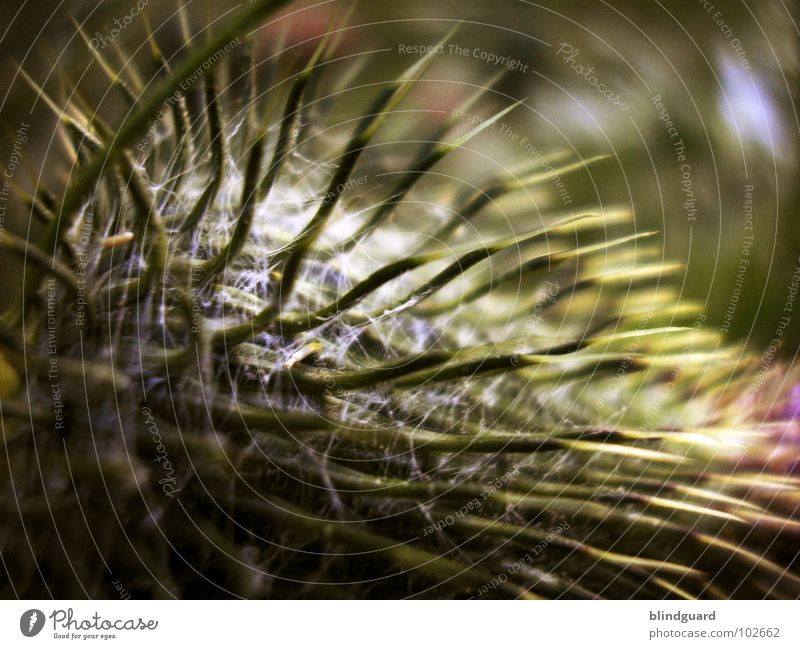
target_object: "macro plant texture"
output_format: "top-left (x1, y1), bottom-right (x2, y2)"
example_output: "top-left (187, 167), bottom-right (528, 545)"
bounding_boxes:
top-left (0, 0), bottom-right (798, 601)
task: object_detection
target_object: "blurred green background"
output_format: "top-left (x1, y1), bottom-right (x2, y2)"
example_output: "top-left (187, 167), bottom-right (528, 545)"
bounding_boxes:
top-left (1, 0), bottom-right (798, 355)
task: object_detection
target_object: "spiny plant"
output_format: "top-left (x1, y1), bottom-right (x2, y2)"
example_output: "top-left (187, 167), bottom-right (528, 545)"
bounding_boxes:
top-left (1, 1), bottom-right (798, 599)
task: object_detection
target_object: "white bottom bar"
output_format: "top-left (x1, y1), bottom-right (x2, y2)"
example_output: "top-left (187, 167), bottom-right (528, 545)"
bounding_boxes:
top-left (1, 600), bottom-right (798, 647)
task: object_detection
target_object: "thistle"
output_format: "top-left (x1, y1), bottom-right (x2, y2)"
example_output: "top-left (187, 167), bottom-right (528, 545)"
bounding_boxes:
top-left (1, 1), bottom-right (798, 599)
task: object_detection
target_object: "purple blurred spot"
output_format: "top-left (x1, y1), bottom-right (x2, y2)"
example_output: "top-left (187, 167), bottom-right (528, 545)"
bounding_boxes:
top-left (783, 383), bottom-right (800, 420)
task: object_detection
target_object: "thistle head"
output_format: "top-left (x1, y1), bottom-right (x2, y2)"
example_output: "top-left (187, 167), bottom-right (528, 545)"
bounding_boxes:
top-left (0, 3), bottom-right (798, 599)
